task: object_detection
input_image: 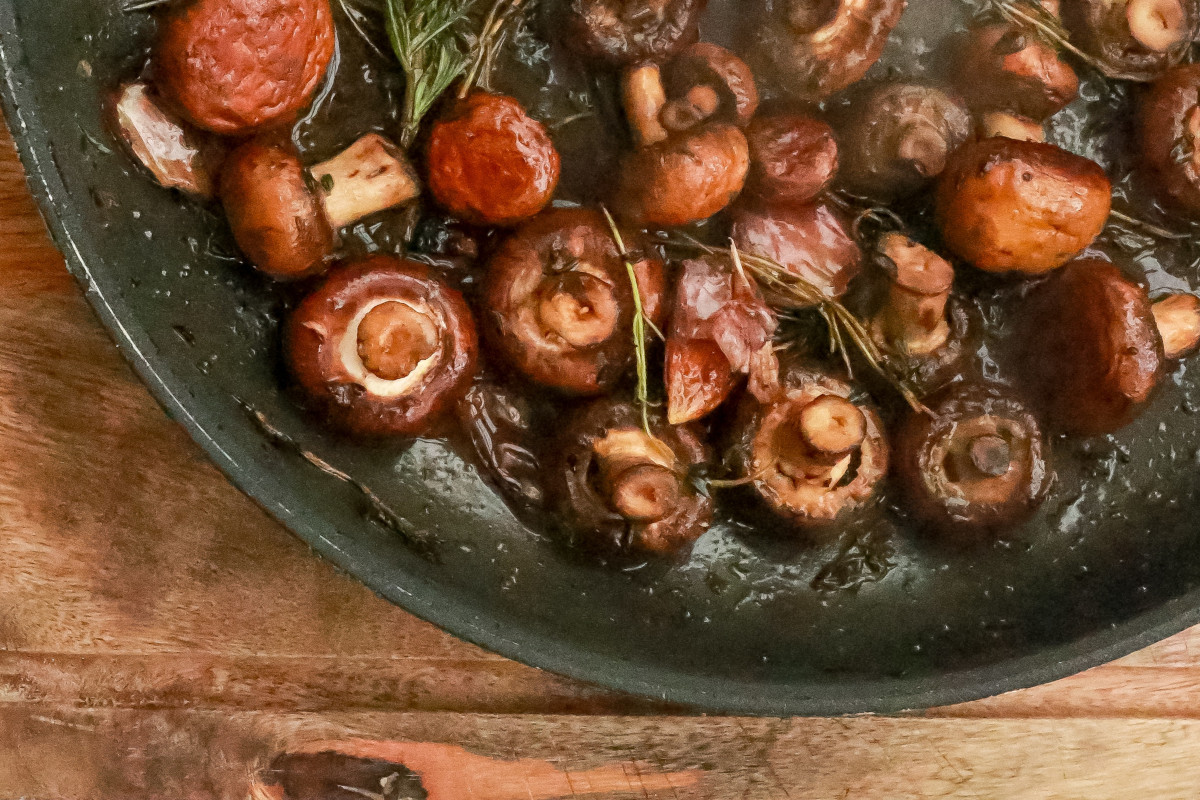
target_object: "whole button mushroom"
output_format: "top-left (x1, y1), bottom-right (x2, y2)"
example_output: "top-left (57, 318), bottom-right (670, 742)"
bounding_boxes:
top-left (894, 382), bottom-right (1051, 538)
top-left (155, 0), bottom-right (335, 135)
top-left (1139, 64), bottom-right (1200, 217)
top-left (559, 0), bottom-right (706, 67)
top-left (935, 137), bottom-right (1112, 274)
top-left (482, 208), bottom-right (667, 395)
top-left (661, 43), bottom-right (760, 131)
top-left (730, 201), bottom-right (862, 306)
top-left (745, 113), bottom-right (839, 205)
top-left (550, 400), bottom-right (714, 558)
top-left (727, 367), bottom-right (889, 530)
top-left (1062, 0), bottom-right (1199, 81)
top-left (957, 25), bottom-right (1079, 121)
top-left (285, 257), bottom-right (479, 437)
top-left (426, 92), bottom-right (561, 227)
top-left (745, 0), bottom-right (907, 103)
top-left (835, 83), bottom-right (973, 204)
top-left (220, 134), bottom-right (421, 279)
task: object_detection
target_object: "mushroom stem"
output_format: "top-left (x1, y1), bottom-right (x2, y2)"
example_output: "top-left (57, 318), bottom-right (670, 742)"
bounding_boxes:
top-left (1152, 292), bottom-right (1200, 358)
top-left (797, 395), bottom-right (866, 462)
top-left (622, 64), bottom-right (670, 147)
top-left (660, 85), bottom-right (721, 132)
top-left (872, 234), bottom-right (955, 356)
top-left (964, 434), bottom-right (1014, 478)
top-left (356, 300), bottom-right (441, 381)
top-left (310, 134), bottom-right (420, 230)
top-left (897, 122), bottom-right (950, 178)
top-left (980, 111), bottom-right (1045, 142)
top-left (609, 465), bottom-right (679, 521)
top-left (114, 82), bottom-right (218, 198)
top-left (1126, 0), bottom-right (1189, 52)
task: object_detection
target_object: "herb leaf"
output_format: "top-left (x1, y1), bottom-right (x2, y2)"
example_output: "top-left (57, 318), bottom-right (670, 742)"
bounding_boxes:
top-left (603, 207), bottom-right (658, 436)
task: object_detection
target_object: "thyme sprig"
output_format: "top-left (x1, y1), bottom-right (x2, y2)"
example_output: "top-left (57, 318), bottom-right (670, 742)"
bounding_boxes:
top-left (663, 233), bottom-right (930, 415)
top-left (459, 0), bottom-right (528, 98)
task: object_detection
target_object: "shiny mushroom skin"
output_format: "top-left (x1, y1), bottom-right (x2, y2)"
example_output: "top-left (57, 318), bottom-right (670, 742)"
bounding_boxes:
top-left (1139, 63), bottom-right (1200, 217)
top-left (745, 113), bottom-right (840, 205)
top-left (558, 0), bottom-right (707, 67)
top-left (957, 24), bottom-right (1079, 121)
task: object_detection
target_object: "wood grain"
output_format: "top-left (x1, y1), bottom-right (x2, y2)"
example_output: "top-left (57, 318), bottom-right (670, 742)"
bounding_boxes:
top-left (5, 105), bottom-right (1200, 797)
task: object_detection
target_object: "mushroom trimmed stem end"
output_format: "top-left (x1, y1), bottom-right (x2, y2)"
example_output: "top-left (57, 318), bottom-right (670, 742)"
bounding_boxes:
top-left (1153, 292), bottom-right (1200, 358)
top-left (311, 134), bottom-right (421, 230)
top-left (1127, 0), bottom-right (1191, 52)
top-left (871, 235), bottom-right (955, 356)
top-left (796, 395), bottom-right (866, 462)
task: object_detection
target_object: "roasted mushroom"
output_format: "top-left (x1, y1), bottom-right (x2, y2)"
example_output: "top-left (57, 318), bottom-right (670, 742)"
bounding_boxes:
top-left (155, 0), bottom-right (335, 135)
top-left (956, 25), bottom-right (1079, 121)
top-left (482, 208), bottom-right (667, 394)
top-left (894, 382), bottom-right (1050, 537)
top-left (935, 137), bottom-right (1112, 274)
top-left (1013, 259), bottom-right (1164, 434)
top-left (1139, 63), bottom-right (1200, 217)
top-left (111, 82), bottom-right (224, 198)
top-left (662, 43), bottom-right (760, 130)
top-left (457, 379), bottom-right (549, 510)
top-left (551, 400), bottom-right (713, 557)
top-left (616, 123), bottom-right (750, 226)
top-left (285, 257), bottom-right (479, 437)
top-left (220, 135), bottom-right (420, 279)
top-left (665, 257), bottom-right (779, 424)
top-left (728, 368), bottom-right (888, 528)
top-left (746, 113), bottom-right (839, 205)
top-left (558, 0), bottom-right (706, 67)
top-left (730, 201), bottom-right (862, 305)
top-left (745, 0), bottom-right (907, 103)
top-left (1062, 0), bottom-right (1199, 81)
top-left (836, 83), bottom-right (972, 203)
top-left (427, 92), bottom-right (561, 227)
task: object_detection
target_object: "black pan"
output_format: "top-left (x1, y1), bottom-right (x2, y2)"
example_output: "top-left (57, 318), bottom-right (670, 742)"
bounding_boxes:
top-left (4, 0), bottom-right (1200, 716)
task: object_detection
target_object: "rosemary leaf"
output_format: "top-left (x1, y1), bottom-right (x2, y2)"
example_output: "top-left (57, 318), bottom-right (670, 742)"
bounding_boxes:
top-left (602, 207), bottom-right (657, 436)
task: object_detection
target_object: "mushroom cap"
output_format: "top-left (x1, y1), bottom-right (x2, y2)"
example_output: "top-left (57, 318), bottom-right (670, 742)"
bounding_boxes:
top-left (894, 381), bottom-right (1051, 537)
top-left (935, 137), bottom-right (1112, 274)
top-left (551, 399), bottom-right (714, 558)
top-left (457, 380), bottom-right (548, 510)
top-left (1139, 63), bottom-right (1200, 217)
top-left (745, 0), bottom-right (907, 102)
top-left (616, 123), bottom-right (750, 227)
top-left (155, 0), bottom-right (335, 134)
top-left (746, 113), bottom-right (839, 205)
top-left (482, 208), bottom-right (667, 395)
top-left (665, 43), bottom-right (760, 127)
top-left (285, 256), bottom-right (479, 436)
top-left (427, 92), bottom-right (561, 228)
top-left (956, 24), bottom-right (1079, 121)
top-left (836, 82), bottom-right (973, 203)
top-left (219, 139), bottom-right (334, 280)
top-left (1014, 258), bottom-right (1165, 435)
top-left (558, 0), bottom-right (706, 66)
top-left (1062, 0), bottom-right (1199, 81)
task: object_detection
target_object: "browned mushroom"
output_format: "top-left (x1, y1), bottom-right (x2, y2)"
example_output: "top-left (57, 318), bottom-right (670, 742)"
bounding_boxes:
top-left (551, 400), bottom-right (713, 558)
top-left (665, 257), bottom-right (779, 424)
top-left (558, 0), bottom-right (706, 67)
top-left (220, 135), bottom-right (420, 279)
top-left (868, 233), bottom-right (954, 357)
top-left (727, 367), bottom-right (888, 529)
top-left (835, 83), bottom-right (972, 203)
top-left (1062, 0), bottom-right (1199, 81)
top-left (285, 256), bottom-right (479, 437)
top-left (155, 0), bottom-right (335, 135)
top-left (1139, 63), bottom-right (1200, 217)
top-left (744, 0), bottom-right (907, 103)
top-left (426, 92), bottom-right (561, 227)
top-left (894, 382), bottom-right (1051, 537)
top-left (457, 379), bottom-right (549, 510)
top-left (956, 24), bottom-right (1079, 121)
top-left (935, 137), bottom-right (1112, 274)
top-left (730, 201), bottom-right (862, 306)
top-left (1012, 259), bottom-right (1164, 434)
top-left (482, 208), bottom-right (667, 394)
top-left (662, 43), bottom-right (760, 130)
top-left (616, 123), bottom-right (750, 226)
top-left (110, 82), bottom-right (224, 198)
top-left (745, 113), bottom-right (839, 205)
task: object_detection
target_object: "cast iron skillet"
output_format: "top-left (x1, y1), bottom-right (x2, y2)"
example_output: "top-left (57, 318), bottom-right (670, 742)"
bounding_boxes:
top-left (5, 0), bottom-right (1200, 717)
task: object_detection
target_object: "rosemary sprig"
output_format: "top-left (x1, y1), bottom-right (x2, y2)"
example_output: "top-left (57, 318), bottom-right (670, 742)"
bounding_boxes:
top-left (1108, 208), bottom-right (1191, 240)
top-left (663, 233), bottom-right (930, 415)
top-left (985, 0), bottom-right (1148, 81)
top-left (603, 207), bottom-right (660, 436)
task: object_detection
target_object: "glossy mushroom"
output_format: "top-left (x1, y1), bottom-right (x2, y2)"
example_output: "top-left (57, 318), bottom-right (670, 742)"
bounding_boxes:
top-left (285, 257), bottom-right (479, 437)
top-left (457, 379), bottom-right (549, 510)
top-left (110, 82), bottom-right (224, 198)
top-left (867, 234), bottom-right (961, 352)
top-left (551, 400), bottom-right (713, 558)
top-left (220, 135), bottom-right (420, 279)
top-left (935, 137), bottom-right (1112, 274)
top-left (836, 83), bottom-right (972, 203)
top-left (956, 24), bottom-right (1079, 121)
top-left (558, 0), bottom-right (706, 67)
top-left (665, 257), bottom-right (779, 424)
top-left (427, 92), bottom-right (561, 227)
top-left (1062, 0), bottom-right (1198, 81)
top-left (662, 43), bottom-right (760, 130)
top-left (154, 0), bottom-right (335, 135)
top-left (482, 208), bottom-right (667, 395)
top-left (727, 367), bottom-right (888, 529)
top-left (745, 113), bottom-right (839, 205)
top-left (894, 382), bottom-right (1050, 537)
top-left (730, 201), bottom-right (862, 306)
top-left (1139, 64), bottom-right (1200, 217)
top-left (745, 0), bottom-right (907, 103)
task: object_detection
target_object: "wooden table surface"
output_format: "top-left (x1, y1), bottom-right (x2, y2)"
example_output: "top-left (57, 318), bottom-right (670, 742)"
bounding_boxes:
top-left (5, 110), bottom-right (1200, 799)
